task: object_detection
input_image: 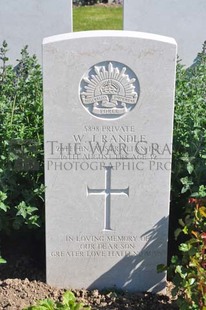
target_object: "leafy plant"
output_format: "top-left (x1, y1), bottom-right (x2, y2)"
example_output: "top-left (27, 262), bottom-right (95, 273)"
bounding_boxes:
top-left (24, 290), bottom-right (91, 310)
top-left (159, 196), bottom-right (206, 310)
top-left (0, 41), bottom-right (44, 235)
top-left (169, 41), bottom-right (206, 258)
top-left (158, 42), bottom-right (206, 310)
top-left (171, 42), bottom-right (206, 202)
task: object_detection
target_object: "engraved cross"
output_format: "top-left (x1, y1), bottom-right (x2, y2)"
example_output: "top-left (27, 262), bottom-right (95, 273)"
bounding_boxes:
top-left (87, 166), bottom-right (129, 231)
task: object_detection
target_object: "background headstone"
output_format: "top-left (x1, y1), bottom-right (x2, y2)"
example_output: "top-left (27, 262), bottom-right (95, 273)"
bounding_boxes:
top-left (0, 0), bottom-right (72, 65)
top-left (43, 30), bottom-right (177, 292)
top-left (123, 0), bottom-right (206, 67)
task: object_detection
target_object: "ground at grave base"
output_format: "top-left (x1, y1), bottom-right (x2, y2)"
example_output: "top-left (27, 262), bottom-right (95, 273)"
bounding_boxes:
top-left (0, 235), bottom-right (178, 310)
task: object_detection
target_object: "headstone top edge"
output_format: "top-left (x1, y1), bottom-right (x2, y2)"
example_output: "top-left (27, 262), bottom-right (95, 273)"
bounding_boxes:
top-left (42, 30), bottom-right (177, 46)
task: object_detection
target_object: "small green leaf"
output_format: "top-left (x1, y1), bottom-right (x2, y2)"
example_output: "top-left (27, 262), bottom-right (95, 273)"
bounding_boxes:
top-left (175, 265), bottom-right (182, 275)
top-left (38, 299), bottom-right (54, 310)
top-left (178, 218), bottom-right (185, 227)
top-left (0, 191), bottom-right (7, 202)
top-left (181, 185), bottom-right (190, 194)
top-left (74, 303), bottom-right (84, 310)
top-left (182, 226), bottom-right (189, 234)
top-left (187, 162), bottom-right (194, 174)
top-left (0, 257), bottom-right (7, 264)
top-left (62, 291), bottom-right (75, 305)
top-left (179, 243), bottom-right (191, 252)
top-left (171, 255), bottom-right (179, 264)
top-left (188, 278), bottom-right (196, 285)
top-left (175, 228), bottom-right (182, 239)
top-left (0, 202), bottom-right (8, 212)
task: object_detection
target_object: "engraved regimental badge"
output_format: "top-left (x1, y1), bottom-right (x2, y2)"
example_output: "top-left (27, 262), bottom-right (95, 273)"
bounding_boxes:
top-left (79, 61), bottom-right (140, 119)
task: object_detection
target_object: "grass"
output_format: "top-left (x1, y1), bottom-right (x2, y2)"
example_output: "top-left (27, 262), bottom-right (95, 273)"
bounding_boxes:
top-left (73, 5), bottom-right (123, 31)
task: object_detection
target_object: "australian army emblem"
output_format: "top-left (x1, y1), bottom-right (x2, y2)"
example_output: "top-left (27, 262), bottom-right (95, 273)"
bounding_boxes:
top-left (79, 61), bottom-right (140, 119)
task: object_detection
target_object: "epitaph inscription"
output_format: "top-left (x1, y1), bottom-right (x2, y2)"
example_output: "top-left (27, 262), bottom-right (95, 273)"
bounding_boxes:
top-left (87, 166), bottom-right (129, 231)
top-left (50, 233), bottom-right (166, 261)
top-left (80, 61), bottom-right (140, 119)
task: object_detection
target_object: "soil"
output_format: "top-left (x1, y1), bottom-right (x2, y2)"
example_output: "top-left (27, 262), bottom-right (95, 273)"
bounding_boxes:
top-left (0, 234), bottom-right (179, 310)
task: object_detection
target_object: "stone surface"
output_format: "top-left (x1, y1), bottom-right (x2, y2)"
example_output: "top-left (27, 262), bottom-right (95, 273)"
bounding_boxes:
top-left (43, 30), bottom-right (177, 293)
top-left (123, 0), bottom-right (206, 67)
top-left (0, 0), bottom-right (72, 65)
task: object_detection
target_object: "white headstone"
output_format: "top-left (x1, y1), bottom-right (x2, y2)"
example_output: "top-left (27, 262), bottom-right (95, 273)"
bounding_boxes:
top-left (43, 30), bottom-right (177, 293)
top-left (0, 0), bottom-right (72, 65)
top-left (124, 0), bottom-right (206, 67)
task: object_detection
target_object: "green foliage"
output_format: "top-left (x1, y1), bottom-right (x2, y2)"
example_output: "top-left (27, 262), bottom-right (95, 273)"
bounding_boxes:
top-left (163, 197), bottom-right (206, 310)
top-left (0, 40), bottom-right (44, 235)
top-left (172, 43), bottom-right (206, 200)
top-left (159, 43), bottom-right (206, 310)
top-left (23, 291), bottom-right (91, 310)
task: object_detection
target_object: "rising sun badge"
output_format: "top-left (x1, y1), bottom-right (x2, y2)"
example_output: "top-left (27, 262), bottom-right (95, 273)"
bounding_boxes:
top-left (79, 61), bottom-right (140, 119)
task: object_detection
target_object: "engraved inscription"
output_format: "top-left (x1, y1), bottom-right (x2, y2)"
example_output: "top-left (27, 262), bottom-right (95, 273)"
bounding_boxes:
top-left (50, 234), bottom-right (166, 264)
top-left (80, 61), bottom-right (140, 119)
top-left (87, 166), bottom-right (129, 231)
